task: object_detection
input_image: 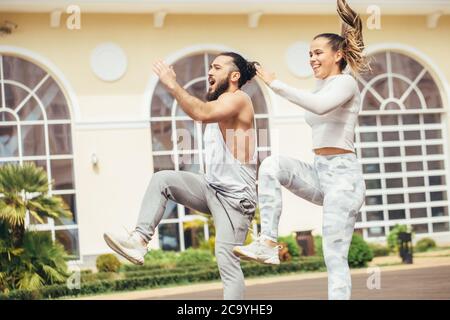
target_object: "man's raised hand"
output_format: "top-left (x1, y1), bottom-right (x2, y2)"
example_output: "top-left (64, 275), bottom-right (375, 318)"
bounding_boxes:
top-left (152, 60), bottom-right (177, 91)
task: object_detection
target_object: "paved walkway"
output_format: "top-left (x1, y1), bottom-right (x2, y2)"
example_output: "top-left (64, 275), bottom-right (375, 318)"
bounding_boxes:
top-left (148, 264), bottom-right (450, 300)
top-left (78, 253), bottom-right (450, 300)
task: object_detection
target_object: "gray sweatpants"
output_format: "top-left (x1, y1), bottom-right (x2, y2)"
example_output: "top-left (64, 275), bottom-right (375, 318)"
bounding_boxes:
top-left (135, 170), bottom-right (256, 300)
top-left (258, 153), bottom-right (366, 300)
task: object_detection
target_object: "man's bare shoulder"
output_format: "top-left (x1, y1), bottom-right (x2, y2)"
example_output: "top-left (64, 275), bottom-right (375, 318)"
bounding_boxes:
top-left (235, 90), bottom-right (255, 121)
top-left (235, 89), bottom-right (252, 101)
top-left (218, 90), bottom-right (251, 105)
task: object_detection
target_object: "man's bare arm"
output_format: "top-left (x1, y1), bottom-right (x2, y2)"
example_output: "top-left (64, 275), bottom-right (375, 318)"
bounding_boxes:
top-left (169, 83), bottom-right (244, 122)
top-left (153, 60), bottom-right (244, 122)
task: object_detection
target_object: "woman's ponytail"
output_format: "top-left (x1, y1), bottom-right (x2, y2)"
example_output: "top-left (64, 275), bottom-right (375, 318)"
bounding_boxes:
top-left (337, 0), bottom-right (371, 74)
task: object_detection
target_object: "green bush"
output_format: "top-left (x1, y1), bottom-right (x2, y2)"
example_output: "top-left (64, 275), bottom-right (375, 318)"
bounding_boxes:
top-left (348, 234), bottom-right (373, 268)
top-left (368, 243), bottom-right (390, 257)
top-left (143, 249), bottom-right (178, 267)
top-left (0, 229), bottom-right (69, 292)
top-left (415, 238), bottom-right (436, 252)
top-left (199, 236), bottom-right (216, 255)
top-left (314, 235), bottom-right (323, 257)
top-left (387, 224), bottom-right (410, 253)
top-left (313, 234), bottom-right (373, 268)
top-left (119, 250), bottom-right (178, 272)
top-left (96, 254), bottom-right (121, 273)
top-left (176, 248), bottom-right (214, 266)
top-left (277, 234), bottom-right (301, 257)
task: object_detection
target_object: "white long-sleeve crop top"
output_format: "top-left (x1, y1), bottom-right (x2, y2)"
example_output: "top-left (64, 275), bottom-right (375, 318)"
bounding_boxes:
top-left (269, 73), bottom-right (361, 152)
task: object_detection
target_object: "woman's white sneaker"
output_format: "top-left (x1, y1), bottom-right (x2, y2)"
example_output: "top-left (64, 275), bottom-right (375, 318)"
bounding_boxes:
top-left (232, 236), bottom-right (281, 265)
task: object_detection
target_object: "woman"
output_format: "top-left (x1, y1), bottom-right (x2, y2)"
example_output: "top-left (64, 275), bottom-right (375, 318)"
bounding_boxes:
top-left (233, 0), bottom-right (371, 300)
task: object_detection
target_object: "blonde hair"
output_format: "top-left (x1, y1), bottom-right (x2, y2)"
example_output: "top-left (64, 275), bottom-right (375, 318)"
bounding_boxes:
top-left (314, 0), bottom-right (371, 75)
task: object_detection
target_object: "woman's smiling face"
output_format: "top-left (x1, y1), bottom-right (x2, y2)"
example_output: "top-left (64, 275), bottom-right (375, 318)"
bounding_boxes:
top-left (309, 37), bottom-right (344, 79)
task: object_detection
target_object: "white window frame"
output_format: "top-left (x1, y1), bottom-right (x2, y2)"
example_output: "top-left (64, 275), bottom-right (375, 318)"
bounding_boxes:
top-left (355, 45), bottom-right (450, 242)
top-left (0, 50), bottom-right (81, 262)
top-left (149, 48), bottom-right (271, 251)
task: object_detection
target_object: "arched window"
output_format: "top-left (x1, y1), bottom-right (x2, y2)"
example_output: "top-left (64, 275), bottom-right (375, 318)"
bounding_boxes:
top-left (355, 51), bottom-right (449, 239)
top-left (0, 54), bottom-right (79, 259)
top-left (150, 52), bottom-right (270, 251)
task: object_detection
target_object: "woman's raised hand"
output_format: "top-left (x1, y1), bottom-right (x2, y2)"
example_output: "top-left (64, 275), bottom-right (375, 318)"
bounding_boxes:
top-left (255, 63), bottom-right (276, 86)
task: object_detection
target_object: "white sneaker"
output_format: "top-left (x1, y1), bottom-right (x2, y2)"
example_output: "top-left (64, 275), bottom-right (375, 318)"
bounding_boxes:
top-left (103, 230), bottom-right (148, 265)
top-left (233, 236), bottom-right (281, 265)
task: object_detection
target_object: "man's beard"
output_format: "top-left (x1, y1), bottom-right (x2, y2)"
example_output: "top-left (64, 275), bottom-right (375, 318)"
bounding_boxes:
top-left (206, 75), bottom-right (230, 101)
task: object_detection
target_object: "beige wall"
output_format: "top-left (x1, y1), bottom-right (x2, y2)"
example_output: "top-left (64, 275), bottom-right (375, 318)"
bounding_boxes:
top-left (1, 13), bottom-right (449, 97)
top-left (1, 12), bottom-right (449, 256)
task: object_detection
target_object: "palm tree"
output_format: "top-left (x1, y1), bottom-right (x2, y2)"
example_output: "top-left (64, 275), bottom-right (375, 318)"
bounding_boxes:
top-left (0, 162), bottom-right (72, 292)
top-left (15, 231), bottom-right (69, 290)
top-left (0, 162), bottom-right (72, 247)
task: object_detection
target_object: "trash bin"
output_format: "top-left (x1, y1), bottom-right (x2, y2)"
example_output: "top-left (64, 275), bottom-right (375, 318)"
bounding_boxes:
top-left (398, 232), bottom-right (413, 264)
top-left (295, 230), bottom-right (315, 256)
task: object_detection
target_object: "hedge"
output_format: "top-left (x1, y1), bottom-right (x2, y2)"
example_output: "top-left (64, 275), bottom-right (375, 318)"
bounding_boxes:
top-left (122, 264), bottom-right (218, 279)
top-left (0, 257), bottom-right (325, 300)
top-left (0, 271), bottom-right (221, 300)
top-left (120, 261), bottom-right (217, 272)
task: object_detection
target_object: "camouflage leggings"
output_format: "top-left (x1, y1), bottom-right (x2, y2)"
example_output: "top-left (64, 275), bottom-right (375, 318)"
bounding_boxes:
top-left (258, 153), bottom-right (366, 300)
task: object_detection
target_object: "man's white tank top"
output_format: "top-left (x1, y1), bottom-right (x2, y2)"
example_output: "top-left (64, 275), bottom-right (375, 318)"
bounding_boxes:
top-left (203, 122), bottom-right (257, 203)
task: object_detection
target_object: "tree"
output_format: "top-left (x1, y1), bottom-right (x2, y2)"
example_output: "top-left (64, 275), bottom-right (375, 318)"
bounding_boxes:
top-left (0, 163), bottom-right (73, 292)
top-left (387, 224), bottom-right (413, 253)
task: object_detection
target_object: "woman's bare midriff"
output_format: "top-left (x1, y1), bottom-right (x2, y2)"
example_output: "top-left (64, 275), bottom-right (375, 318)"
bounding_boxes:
top-left (314, 147), bottom-right (354, 156)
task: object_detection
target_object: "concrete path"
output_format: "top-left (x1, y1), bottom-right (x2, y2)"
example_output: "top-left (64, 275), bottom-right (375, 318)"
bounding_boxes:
top-left (77, 254), bottom-right (450, 300)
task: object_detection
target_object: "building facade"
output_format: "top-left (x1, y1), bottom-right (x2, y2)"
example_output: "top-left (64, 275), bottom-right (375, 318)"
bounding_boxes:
top-left (0, 0), bottom-right (449, 264)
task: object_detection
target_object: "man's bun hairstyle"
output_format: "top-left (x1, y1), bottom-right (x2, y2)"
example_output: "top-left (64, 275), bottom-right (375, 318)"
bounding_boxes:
top-left (219, 52), bottom-right (259, 88)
